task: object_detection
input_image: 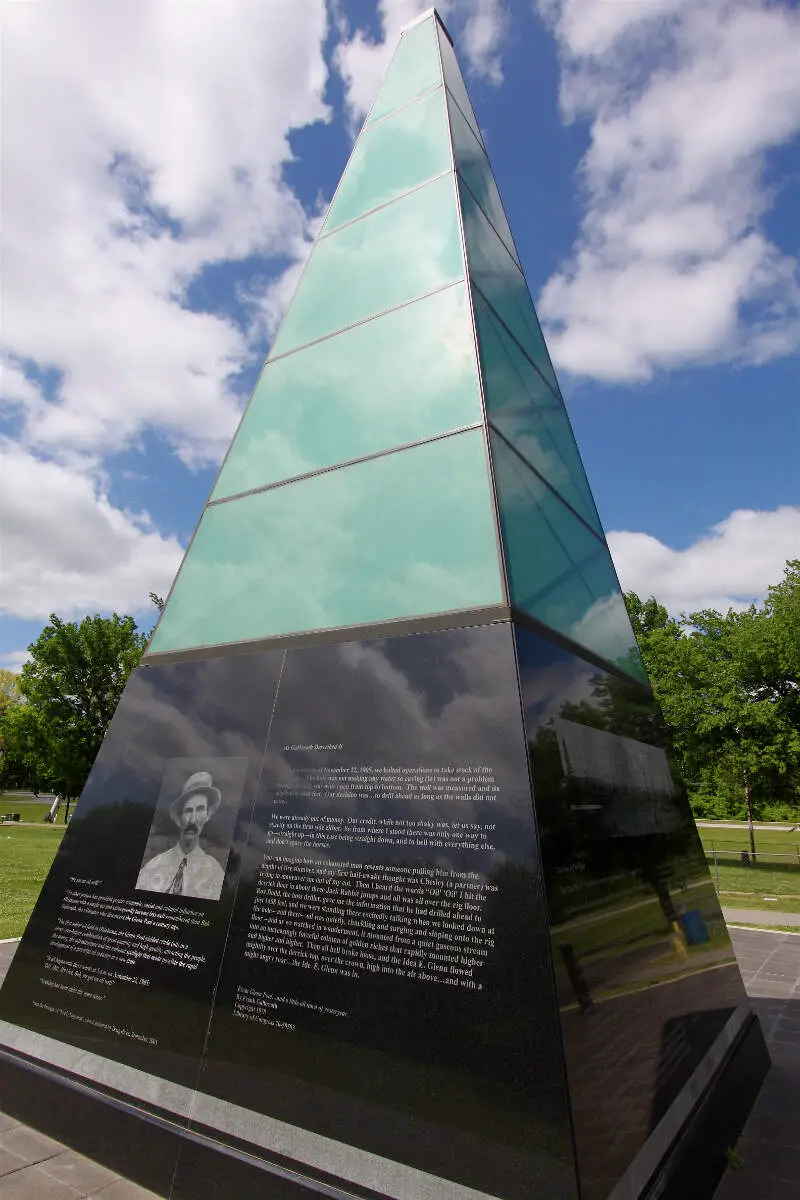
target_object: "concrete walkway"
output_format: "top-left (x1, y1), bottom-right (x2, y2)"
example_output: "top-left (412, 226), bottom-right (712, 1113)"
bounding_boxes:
top-left (696, 821), bottom-right (800, 831)
top-left (0, 942), bottom-right (158, 1199)
top-left (715, 928), bottom-right (800, 1200)
top-left (0, 1117), bottom-right (159, 1200)
top-left (724, 908), bottom-right (800, 927)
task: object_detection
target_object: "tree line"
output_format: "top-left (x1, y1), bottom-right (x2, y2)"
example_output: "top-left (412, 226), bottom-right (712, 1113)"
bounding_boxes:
top-left (627, 559), bottom-right (800, 821)
top-left (1, 563), bottom-right (798, 821)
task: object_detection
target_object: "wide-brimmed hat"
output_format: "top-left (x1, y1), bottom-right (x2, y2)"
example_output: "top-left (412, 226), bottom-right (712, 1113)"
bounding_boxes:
top-left (169, 771), bottom-right (222, 824)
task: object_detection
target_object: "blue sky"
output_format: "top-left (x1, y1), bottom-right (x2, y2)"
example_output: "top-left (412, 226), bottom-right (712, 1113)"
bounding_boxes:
top-left (1, 0), bottom-right (799, 669)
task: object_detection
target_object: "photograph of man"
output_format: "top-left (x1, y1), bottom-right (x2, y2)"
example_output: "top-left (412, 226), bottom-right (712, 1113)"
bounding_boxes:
top-left (136, 769), bottom-right (225, 899)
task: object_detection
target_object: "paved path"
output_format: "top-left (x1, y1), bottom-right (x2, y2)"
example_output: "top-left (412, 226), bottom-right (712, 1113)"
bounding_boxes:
top-left (0, 1117), bottom-right (159, 1200)
top-left (696, 821), bottom-right (800, 831)
top-left (0, 942), bottom-right (159, 1199)
top-left (715, 928), bottom-right (800, 1199)
top-left (725, 908), bottom-right (800, 927)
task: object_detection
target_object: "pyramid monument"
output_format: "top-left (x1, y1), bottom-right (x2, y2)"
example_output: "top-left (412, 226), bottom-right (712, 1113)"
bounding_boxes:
top-left (0, 11), bottom-right (767, 1200)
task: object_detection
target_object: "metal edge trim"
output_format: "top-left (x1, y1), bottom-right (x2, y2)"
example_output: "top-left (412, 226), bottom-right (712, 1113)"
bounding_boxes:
top-left (489, 423), bottom-right (606, 545)
top-left (445, 94), bottom-right (521, 266)
top-left (438, 36), bottom-right (509, 612)
top-left (142, 605), bottom-right (512, 667)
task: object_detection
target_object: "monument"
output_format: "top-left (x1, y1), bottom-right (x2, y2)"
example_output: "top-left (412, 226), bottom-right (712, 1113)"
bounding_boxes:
top-left (0, 10), bottom-right (768, 1199)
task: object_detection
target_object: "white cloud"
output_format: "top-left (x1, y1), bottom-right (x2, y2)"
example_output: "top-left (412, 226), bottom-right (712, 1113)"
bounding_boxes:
top-left (0, 0), bottom-right (333, 632)
top-left (0, 442), bottom-right (184, 622)
top-left (458, 0), bottom-right (507, 85)
top-left (1, 0), bottom-right (329, 465)
top-left (0, 651), bottom-right (31, 673)
top-left (608, 507), bottom-right (800, 615)
top-left (0, 356), bottom-right (46, 415)
top-left (536, 0), bottom-right (800, 381)
top-left (335, 0), bottom-right (507, 124)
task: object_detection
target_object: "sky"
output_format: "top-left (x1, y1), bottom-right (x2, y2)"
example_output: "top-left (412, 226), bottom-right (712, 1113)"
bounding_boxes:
top-left (1, 0), bottom-right (799, 670)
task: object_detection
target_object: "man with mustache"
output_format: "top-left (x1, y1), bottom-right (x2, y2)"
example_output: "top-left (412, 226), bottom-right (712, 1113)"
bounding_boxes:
top-left (136, 770), bottom-right (225, 900)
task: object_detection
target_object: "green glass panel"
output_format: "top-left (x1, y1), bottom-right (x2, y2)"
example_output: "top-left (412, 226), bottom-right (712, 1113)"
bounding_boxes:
top-left (437, 23), bottom-right (483, 145)
top-left (270, 174), bottom-right (464, 358)
top-left (324, 88), bottom-right (451, 235)
top-left (213, 284), bottom-right (481, 500)
top-left (460, 181), bottom-right (558, 393)
top-left (448, 94), bottom-right (519, 265)
top-left (151, 431), bottom-right (502, 653)
top-left (491, 433), bottom-right (645, 681)
top-left (474, 291), bottom-right (601, 533)
top-left (366, 15), bottom-right (441, 126)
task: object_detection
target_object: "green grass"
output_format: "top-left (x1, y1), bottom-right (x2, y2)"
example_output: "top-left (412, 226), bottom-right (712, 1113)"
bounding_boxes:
top-left (710, 861), bottom-right (800, 901)
top-left (719, 892), bottom-right (800, 913)
top-left (699, 825), bottom-right (800, 862)
top-left (0, 802), bottom-right (57, 824)
top-left (0, 824), bottom-right (64, 938)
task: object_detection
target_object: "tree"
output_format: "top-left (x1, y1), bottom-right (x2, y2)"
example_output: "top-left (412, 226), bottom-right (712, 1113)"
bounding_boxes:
top-left (149, 592), bottom-right (165, 614)
top-left (0, 669), bottom-right (24, 789)
top-left (625, 562), bottom-right (800, 820)
top-left (0, 669), bottom-right (20, 720)
top-left (2, 614), bottom-right (147, 818)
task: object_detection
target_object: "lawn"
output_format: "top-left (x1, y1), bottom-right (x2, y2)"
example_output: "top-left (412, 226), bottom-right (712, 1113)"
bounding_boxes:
top-left (0, 802), bottom-right (57, 824)
top-left (0, 824), bottom-right (64, 938)
top-left (712, 861), bottom-right (800, 894)
top-left (698, 824), bottom-right (800, 863)
top-left (698, 824), bottom-right (800, 913)
top-left (719, 892), bottom-right (800, 913)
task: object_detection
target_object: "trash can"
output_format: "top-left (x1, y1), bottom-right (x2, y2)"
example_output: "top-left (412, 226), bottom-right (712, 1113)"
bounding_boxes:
top-left (679, 909), bottom-right (710, 945)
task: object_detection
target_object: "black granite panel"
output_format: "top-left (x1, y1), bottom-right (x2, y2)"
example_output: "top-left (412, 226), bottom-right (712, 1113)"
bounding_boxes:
top-left (198, 622), bottom-right (577, 1200)
top-left (0, 651), bottom-right (284, 1090)
top-left (513, 624), bottom-right (749, 1200)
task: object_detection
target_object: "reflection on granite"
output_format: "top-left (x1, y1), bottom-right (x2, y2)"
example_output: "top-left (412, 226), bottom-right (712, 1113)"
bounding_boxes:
top-left (515, 625), bottom-right (749, 1200)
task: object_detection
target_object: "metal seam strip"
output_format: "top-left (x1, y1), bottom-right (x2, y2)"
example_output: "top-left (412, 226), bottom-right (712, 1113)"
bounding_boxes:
top-left (319, 163), bottom-right (451, 242)
top-left (257, 276), bottom-right (464, 370)
top-left (209, 421), bottom-right (484, 508)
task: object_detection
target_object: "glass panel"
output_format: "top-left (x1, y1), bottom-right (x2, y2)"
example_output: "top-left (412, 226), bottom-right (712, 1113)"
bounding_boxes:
top-left (437, 23), bottom-right (484, 145)
top-left (213, 285), bottom-right (482, 501)
top-left (490, 433), bottom-right (646, 680)
top-left (151, 430), bottom-right (503, 653)
top-left (514, 625), bottom-right (746, 1200)
top-left (366, 14), bottom-right (441, 127)
top-left (460, 181), bottom-right (559, 393)
top-left (324, 88), bottom-right (450, 235)
top-left (448, 93), bottom-right (519, 265)
top-left (474, 291), bottom-right (601, 533)
top-left (270, 174), bottom-right (464, 358)
top-left (194, 623), bottom-right (577, 1199)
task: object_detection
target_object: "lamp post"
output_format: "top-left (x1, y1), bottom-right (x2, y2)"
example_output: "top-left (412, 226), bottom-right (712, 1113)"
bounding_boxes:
top-left (743, 767), bottom-right (756, 864)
